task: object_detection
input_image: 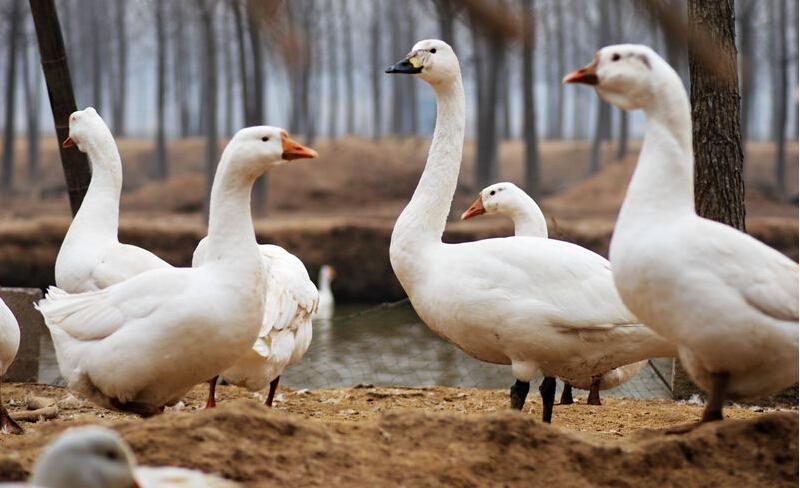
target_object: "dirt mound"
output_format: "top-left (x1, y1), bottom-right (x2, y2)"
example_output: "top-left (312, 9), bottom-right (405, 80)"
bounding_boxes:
top-left (0, 397), bottom-right (794, 487)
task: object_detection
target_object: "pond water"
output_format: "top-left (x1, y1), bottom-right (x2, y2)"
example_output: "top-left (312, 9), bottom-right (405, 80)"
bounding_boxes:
top-left (38, 302), bottom-right (672, 398)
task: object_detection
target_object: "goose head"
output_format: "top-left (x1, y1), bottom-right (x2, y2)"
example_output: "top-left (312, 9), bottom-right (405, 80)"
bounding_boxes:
top-left (319, 264), bottom-right (336, 284)
top-left (223, 126), bottom-right (318, 179)
top-left (461, 182), bottom-right (524, 221)
top-left (564, 44), bottom-right (668, 111)
top-left (385, 39), bottom-right (460, 85)
top-left (31, 426), bottom-right (140, 488)
top-left (62, 107), bottom-right (112, 153)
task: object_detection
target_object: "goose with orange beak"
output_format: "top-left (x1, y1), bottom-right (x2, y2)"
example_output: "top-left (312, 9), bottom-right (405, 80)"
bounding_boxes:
top-left (194, 130), bottom-right (320, 410)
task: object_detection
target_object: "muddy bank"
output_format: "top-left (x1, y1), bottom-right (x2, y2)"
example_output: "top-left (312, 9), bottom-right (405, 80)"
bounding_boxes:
top-left (0, 216), bottom-right (796, 301)
top-left (0, 384), bottom-right (795, 487)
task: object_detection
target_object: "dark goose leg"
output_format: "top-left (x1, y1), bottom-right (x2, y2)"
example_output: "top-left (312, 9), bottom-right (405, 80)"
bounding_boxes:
top-left (539, 377), bottom-right (556, 423)
top-left (560, 382), bottom-right (574, 405)
top-left (265, 376), bottom-right (281, 407)
top-left (510, 380), bottom-right (530, 410)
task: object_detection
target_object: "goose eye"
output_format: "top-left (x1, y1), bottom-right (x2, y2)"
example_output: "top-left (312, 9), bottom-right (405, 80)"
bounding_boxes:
top-left (490, 190), bottom-right (496, 196)
top-left (261, 136), bottom-right (270, 142)
top-left (430, 48), bottom-right (436, 54)
top-left (611, 53), bottom-right (621, 62)
top-left (105, 450), bottom-right (119, 461)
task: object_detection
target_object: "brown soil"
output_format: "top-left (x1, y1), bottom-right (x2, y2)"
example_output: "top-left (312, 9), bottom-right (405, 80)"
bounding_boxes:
top-left (0, 384), bottom-right (796, 486)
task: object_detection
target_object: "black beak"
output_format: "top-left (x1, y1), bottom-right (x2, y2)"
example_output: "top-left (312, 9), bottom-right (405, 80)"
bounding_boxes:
top-left (385, 56), bottom-right (422, 74)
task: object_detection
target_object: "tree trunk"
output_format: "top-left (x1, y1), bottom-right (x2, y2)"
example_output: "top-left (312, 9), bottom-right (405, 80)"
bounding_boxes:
top-left (589, 1), bottom-right (611, 175)
top-left (688, 0), bottom-right (745, 230)
top-left (223, 7), bottom-right (234, 136)
top-left (405, 8), bottom-right (418, 136)
top-left (521, 0), bottom-right (540, 198)
top-left (343, 0), bottom-right (355, 135)
top-left (2, 0), bottom-right (22, 192)
top-left (328, 0), bottom-right (340, 138)
top-left (29, 0), bottom-right (91, 214)
top-left (112, 0), bottom-right (126, 135)
top-left (553, 0), bottom-right (565, 139)
top-left (771, 0), bottom-right (788, 200)
top-left (476, 31), bottom-right (503, 188)
top-left (173, 2), bottom-right (190, 138)
top-left (470, 12), bottom-right (487, 187)
top-left (389, 1), bottom-right (403, 136)
top-left (198, 0), bottom-right (219, 218)
top-left (736, 0), bottom-right (754, 146)
top-left (231, 0), bottom-right (250, 125)
top-left (153, 0), bottom-right (168, 180)
top-left (89, 1), bottom-right (102, 112)
top-left (434, 0), bottom-right (457, 51)
top-left (246, 0), bottom-right (264, 123)
top-left (370, 0), bottom-right (381, 140)
top-left (23, 31), bottom-right (41, 189)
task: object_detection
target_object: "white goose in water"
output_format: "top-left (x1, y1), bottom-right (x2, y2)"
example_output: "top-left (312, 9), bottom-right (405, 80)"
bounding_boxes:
top-left (461, 182), bottom-right (647, 405)
top-left (314, 265), bottom-right (336, 320)
top-left (193, 241), bottom-right (318, 408)
top-left (0, 298), bottom-right (21, 434)
top-left (36, 127), bottom-right (318, 416)
top-left (385, 39), bottom-right (675, 423)
top-left (565, 44), bottom-right (798, 424)
top-left (55, 107), bottom-right (171, 293)
top-left (15, 426), bottom-right (239, 487)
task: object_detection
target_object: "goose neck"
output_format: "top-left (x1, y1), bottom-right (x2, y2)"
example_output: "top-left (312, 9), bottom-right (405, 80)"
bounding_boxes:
top-left (203, 152), bottom-right (260, 262)
top-left (69, 139), bottom-right (123, 241)
top-left (509, 206), bottom-right (548, 238)
top-left (391, 76), bottom-right (465, 253)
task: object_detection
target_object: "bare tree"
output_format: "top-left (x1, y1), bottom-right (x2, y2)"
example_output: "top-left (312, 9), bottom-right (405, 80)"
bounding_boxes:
top-left (22, 27), bottom-right (41, 188)
top-left (404, 4), bottom-right (418, 136)
top-left (474, 27), bottom-right (504, 188)
top-left (433, 0), bottom-right (458, 51)
top-left (688, 0), bottom-right (745, 230)
top-left (370, 0), bottom-right (382, 140)
top-left (246, 0), bottom-right (264, 123)
top-left (735, 0), bottom-right (755, 146)
top-left (173, 2), bottom-right (191, 137)
top-left (589, 2), bottom-right (612, 175)
top-left (553, 0), bottom-right (565, 139)
top-left (112, 0), bottom-right (127, 135)
top-left (327, 0), bottom-right (340, 138)
top-left (196, 0), bottom-right (219, 217)
top-left (29, 0), bottom-right (91, 214)
top-left (222, 6), bottom-right (234, 136)
top-left (521, 0), bottom-right (540, 197)
top-left (153, 0), bottom-right (168, 180)
top-left (2, 0), bottom-right (22, 192)
top-left (770, 0), bottom-right (789, 200)
top-left (342, 0), bottom-right (355, 134)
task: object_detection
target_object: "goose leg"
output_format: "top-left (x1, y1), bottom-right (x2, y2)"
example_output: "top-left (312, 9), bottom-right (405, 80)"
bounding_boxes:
top-left (559, 382), bottom-right (574, 405)
top-left (539, 377), bottom-right (556, 423)
top-left (701, 372), bottom-right (729, 423)
top-left (205, 376), bottom-right (219, 409)
top-left (510, 380), bottom-right (530, 410)
top-left (265, 376), bottom-right (280, 407)
top-left (587, 376), bottom-right (602, 405)
top-left (0, 378), bottom-right (22, 435)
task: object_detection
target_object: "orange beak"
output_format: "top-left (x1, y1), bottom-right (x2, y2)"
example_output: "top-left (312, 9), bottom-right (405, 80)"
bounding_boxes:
top-left (460, 194), bottom-right (486, 220)
top-left (281, 133), bottom-right (318, 161)
top-left (62, 136), bottom-right (75, 148)
top-left (563, 61), bottom-right (599, 85)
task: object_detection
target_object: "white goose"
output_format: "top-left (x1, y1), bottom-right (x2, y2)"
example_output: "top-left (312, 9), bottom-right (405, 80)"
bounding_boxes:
top-left (385, 39), bottom-right (675, 423)
top-left (565, 44), bottom-right (798, 423)
top-left (461, 182), bottom-right (647, 405)
top-left (35, 127), bottom-right (318, 415)
top-left (314, 265), bottom-right (336, 320)
top-left (193, 241), bottom-right (318, 408)
top-left (0, 298), bottom-right (21, 434)
top-left (55, 107), bottom-right (171, 293)
top-left (23, 426), bottom-right (238, 487)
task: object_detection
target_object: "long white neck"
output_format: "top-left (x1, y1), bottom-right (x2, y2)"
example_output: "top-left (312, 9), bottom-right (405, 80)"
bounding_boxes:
top-left (390, 76), bottom-right (465, 272)
top-left (69, 135), bottom-right (124, 242)
top-left (616, 69), bottom-right (695, 229)
top-left (202, 148), bottom-right (260, 263)
top-left (318, 270), bottom-right (331, 293)
top-left (506, 195), bottom-right (548, 238)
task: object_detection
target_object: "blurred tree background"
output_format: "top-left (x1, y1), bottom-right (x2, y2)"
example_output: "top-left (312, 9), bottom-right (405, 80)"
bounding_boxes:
top-left (1, 0), bottom-right (797, 216)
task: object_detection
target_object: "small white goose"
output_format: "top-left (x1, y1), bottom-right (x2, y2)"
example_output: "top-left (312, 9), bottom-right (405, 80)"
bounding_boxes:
top-left (36, 127), bottom-right (318, 416)
top-left (55, 107), bottom-right (171, 293)
top-left (0, 298), bottom-right (21, 434)
top-left (386, 39), bottom-right (676, 423)
top-left (22, 426), bottom-right (239, 487)
top-left (314, 265), bottom-right (336, 320)
top-left (566, 45), bottom-right (798, 424)
top-left (461, 182), bottom-right (647, 405)
top-left (194, 242), bottom-right (319, 408)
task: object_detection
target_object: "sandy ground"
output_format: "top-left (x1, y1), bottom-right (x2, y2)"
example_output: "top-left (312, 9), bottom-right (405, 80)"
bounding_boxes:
top-left (0, 383), bottom-right (796, 486)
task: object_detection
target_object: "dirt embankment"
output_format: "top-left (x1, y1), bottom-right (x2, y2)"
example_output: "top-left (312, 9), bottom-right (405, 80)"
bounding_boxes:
top-left (0, 384), bottom-right (796, 487)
